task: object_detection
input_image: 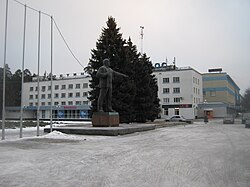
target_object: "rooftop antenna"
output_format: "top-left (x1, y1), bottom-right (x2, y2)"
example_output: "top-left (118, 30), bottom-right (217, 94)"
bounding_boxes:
top-left (140, 26), bottom-right (144, 54)
top-left (173, 57), bottom-right (176, 65)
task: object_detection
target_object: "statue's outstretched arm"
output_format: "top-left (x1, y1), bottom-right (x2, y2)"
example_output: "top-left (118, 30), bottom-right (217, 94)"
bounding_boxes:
top-left (113, 70), bottom-right (128, 78)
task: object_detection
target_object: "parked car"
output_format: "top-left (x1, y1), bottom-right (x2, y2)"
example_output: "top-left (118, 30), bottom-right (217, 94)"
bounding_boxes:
top-left (223, 116), bottom-right (235, 124)
top-left (165, 115), bottom-right (187, 122)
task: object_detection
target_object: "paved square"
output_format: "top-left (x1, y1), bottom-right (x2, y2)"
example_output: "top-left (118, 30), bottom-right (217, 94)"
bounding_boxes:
top-left (0, 121), bottom-right (249, 187)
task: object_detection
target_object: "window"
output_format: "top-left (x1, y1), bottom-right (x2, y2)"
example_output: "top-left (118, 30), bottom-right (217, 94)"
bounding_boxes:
top-left (68, 93), bottom-right (73, 98)
top-left (83, 92), bottom-right (88, 97)
top-left (41, 94), bottom-right (46, 99)
top-left (54, 93), bottom-right (59, 98)
top-left (173, 77), bottom-right (180, 83)
top-left (41, 86), bottom-right (46, 92)
top-left (30, 87), bottom-right (33, 91)
top-left (174, 98), bottom-right (181, 103)
top-left (61, 93), bottom-right (66, 98)
top-left (83, 101), bottom-right (89, 105)
top-left (163, 98), bottom-right (169, 103)
top-left (48, 86), bottom-right (51, 91)
top-left (61, 101), bottom-right (66, 105)
top-left (54, 102), bottom-right (59, 105)
top-left (83, 83), bottom-right (88, 88)
top-left (76, 92), bottom-right (80, 97)
top-left (29, 102), bottom-right (33, 106)
top-left (48, 102), bottom-right (51, 106)
top-left (164, 108), bottom-right (169, 115)
top-left (41, 102), bottom-right (45, 106)
top-left (75, 84), bottom-right (80, 89)
top-left (35, 86), bottom-right (38, 91)
top-left (55, 85), bottom-right (59, 90)
top-left (61, 85), bottom-right (66, 90)
top-left (48, 94), bottom-right (51, 99)
top-left (174, 108), bottom-right (180, 115)
top-left (35, 95), bottom-right (38, 99)
top-left (68, 84), bottom-right (73, 89)
top-left (173, 87), bottom-right (180, 93)
top-left (163, 88), bottom-right (169, 94)
top-left (29, 95), bottom-right (33, 99)
top-left (163, 78), bottom-right (169, 83)
top-left (210, 91), bottom-right (216, 97)
top-left (42, 110), bottom-right (45, 118)
top-left (76, 101), bottom-right (81, 105)
top-left (68, 101), bottom-right (73, 105)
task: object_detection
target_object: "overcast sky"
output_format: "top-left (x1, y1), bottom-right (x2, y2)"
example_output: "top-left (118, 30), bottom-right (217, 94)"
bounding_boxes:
top-left (0, 0), bottom-right (249, 93)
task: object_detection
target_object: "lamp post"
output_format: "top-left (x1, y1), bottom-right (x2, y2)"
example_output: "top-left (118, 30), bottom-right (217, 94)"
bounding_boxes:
top-left (2, 0), bottom-right (9, 140)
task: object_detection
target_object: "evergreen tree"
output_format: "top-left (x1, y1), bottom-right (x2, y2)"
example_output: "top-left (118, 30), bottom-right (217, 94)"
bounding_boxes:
top-left (85, 17), bottom-right (160, 123)
top-left (242, 87), bottom-right (250, 112)
top-left (0, 66), bottom-right (33, 118)
top-left (133, 54), bottom-right (160, 122)
top-left (85, 17), bottom-right (136, 122)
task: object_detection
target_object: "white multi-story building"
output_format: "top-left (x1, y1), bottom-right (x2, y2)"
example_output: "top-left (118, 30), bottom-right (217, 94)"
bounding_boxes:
top-left (153, 63), bottom-right (203, 119)
top-left (6, 64), bottom-right (203, 120)
top-left (6, 73), bottom-right (91, 120)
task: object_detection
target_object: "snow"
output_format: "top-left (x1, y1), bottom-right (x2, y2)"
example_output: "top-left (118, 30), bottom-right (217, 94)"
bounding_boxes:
top-left (42, 130), bottom-right (112, 141)
top-left (0, 120), bottom-right (250, 187)
top-left (44, 121), bottom-right (91, 128)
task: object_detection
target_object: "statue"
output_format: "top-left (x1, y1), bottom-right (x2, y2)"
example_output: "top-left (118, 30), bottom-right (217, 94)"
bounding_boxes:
top-left (96, 58), bottom-right (128, 112)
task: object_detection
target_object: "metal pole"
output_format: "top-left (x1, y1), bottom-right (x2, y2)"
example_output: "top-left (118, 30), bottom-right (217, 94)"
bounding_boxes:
top-left (36, 11), bottom-right (41, 136)
top-left (2, 0), bottom-right (9, 140)
top-left (140, 26), bottom-right (144, 54)
top-left (20, 4), bottom-right (27, 138)
top-left (50, 16), bottom-right (53, 132)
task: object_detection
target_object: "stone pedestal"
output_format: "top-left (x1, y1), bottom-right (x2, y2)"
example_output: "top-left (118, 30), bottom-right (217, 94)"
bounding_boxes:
top-left (92, 112), bottom-right (119, 127)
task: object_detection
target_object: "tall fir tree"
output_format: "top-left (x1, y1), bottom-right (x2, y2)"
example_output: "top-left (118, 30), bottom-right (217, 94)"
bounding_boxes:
top-left (85, 17), bottom-right (136, 122)
top-left (133, 54), bottom-right (160, 122)
top-left (85, 17), bottom-right (160, 123)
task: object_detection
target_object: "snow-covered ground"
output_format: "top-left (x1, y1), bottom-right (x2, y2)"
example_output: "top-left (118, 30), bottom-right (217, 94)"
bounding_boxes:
top-left (0, 120), bottom-right (249, 187)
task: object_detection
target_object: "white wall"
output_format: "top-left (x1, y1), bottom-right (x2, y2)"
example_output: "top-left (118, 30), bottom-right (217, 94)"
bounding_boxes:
top-left (153, 67), bottom-right (203, 119)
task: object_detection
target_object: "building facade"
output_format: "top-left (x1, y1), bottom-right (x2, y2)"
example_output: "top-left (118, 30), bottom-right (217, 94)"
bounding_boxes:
top-left (6, 64), bottom-right (204, 121)
top-left (198, 71), bottom-right (240, 118)
top-left (6, 73), bottom-right (91, 120)
top-left (153, 63), bottom-right (203, 119)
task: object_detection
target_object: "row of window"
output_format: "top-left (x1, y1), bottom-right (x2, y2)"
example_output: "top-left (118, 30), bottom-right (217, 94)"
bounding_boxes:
top-left (193, 77), bottom-right (200, 85)
top-left (203, 91), bottom-right (216, 97)
top-left (163, 77), bottom-right (180, 83)
top-left (163, 77), bottom-right (200, 85)
top-left (164, 108), bottom-right (180, 116)
top-left (194, 97), bottom-right (201, 104)
top-left (193, 87), bottom-right (200, 95)
top-left (163, 97), bottom-right (201, 104)
top-left (29, 83), bottom-right (88, 92)
top-left (29, 92), bottom-right (88, 100)
top-left (39, 110), bottom-right (89, 119)
top-left (29, 100), bottom-right (89, 106)
top-left (163, 87), bottom-right (201, 95)
top-left (163, 87), bottom-right (180, 94)
top-left (163, 97), bottom-right (182, 103)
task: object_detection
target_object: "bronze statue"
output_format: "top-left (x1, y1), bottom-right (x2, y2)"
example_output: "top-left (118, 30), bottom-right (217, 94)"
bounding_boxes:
top-left (96, 58), bottom-right (128, 112)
